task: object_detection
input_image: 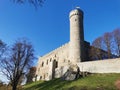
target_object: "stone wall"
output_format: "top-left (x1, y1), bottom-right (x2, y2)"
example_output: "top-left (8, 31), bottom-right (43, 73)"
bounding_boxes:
top-left (55, 66), bottom-right (69, 78)
top-left (36, 42), bottom-right (70, 80)
top-left (77, 58), bottom-right (120, 73)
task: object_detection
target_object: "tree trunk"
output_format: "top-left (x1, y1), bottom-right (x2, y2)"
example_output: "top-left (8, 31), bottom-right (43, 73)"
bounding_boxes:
top-left (12, 86), bottom-right (17, 90)
top-left (12, 83), bottom-right (17, 90)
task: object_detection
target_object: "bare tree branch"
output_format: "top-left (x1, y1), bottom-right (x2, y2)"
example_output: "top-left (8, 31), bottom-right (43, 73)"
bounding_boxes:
top-left (90, 37), bottom-right (104, 60)
top-left (12, 0), bottom-right (45, 8)
top-left (113, 28), bottom-right (120, 57)
top-left (103, 32), bottom-right (113, 58)
top-left (1, 38), bottom-right (35, 90)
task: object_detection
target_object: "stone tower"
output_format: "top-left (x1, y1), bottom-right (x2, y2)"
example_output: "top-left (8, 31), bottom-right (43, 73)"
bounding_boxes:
top-left (69, 7), bottom-right (85, 63)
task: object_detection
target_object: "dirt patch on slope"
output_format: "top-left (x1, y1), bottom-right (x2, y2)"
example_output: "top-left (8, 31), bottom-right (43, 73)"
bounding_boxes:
top-left (115, 79), bottom-right (120, 90)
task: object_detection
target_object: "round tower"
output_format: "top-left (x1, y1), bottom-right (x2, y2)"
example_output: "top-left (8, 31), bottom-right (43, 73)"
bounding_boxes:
top-left (69, 7), bottom-right (85, 63)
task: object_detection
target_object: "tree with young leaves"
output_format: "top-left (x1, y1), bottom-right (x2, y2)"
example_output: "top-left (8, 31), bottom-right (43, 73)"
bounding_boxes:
top-left (1, 39), bottom-right (35, 90)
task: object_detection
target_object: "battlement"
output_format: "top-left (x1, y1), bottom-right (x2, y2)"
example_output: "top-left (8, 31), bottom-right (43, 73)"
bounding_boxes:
top-left (69, 8), bottom-right (83, 19)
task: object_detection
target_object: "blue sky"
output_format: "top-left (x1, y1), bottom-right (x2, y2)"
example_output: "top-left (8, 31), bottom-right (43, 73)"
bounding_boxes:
top-left (0, 0), bottom-right (120, 58)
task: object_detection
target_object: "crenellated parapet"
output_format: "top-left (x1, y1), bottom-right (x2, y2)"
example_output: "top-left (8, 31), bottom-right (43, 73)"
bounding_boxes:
top-left (69, 8), bottom-right (83, 19)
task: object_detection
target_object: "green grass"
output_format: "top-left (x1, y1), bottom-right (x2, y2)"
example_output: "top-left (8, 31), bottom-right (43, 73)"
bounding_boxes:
top-left (23, 73), bottom-right (120, 90)
top-left (0, 85), bottom-right (22, 90)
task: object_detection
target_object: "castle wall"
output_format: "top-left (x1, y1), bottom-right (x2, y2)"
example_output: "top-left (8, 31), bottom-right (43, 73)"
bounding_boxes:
top-left (77, 58), bottom-right (120, 73)
top-left (36, 8), bottom-right (120, 82)
top-left (55, 66), bottom-right (69, 78)
top-left (36, 42), bottom-right (70, 80)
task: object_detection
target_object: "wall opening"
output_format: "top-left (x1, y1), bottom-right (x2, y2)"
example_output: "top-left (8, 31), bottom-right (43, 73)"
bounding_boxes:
top-left (50, 58), bottom-right (52, 62)
top-left (40, 76), bottom-right (42, 80)
top-left (42, 62), bottom-right (44, 67)
top-left (44, 74), bottom-right (45, 79)
top-left (55, 61), bottom-right (58, 68)
top-left (46, 59), bottom-right (48, 65)
top-left (52, 59), bottom-right (58, 79)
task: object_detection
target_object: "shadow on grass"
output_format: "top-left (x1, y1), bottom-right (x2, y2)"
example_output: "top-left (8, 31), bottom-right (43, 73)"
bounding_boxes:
top-left (24, 74), bottom-right (120, 90)
top-left (24, 78), bottom-right (73, 90)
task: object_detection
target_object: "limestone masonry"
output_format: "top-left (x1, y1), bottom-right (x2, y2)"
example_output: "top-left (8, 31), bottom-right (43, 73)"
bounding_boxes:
top-left (35, 8), bottom-right (120, 81)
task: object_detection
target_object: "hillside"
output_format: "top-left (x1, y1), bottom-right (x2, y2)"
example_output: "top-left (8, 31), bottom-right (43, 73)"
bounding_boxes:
top-left (23, 73), bottom-right (120, 90)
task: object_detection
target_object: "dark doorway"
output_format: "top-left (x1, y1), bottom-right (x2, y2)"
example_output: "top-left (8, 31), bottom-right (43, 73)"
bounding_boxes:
top-left (52, 60), bottom-right (58, 79)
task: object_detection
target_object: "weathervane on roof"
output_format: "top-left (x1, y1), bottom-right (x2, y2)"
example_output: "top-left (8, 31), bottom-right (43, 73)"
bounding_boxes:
top-left (76, 6), bottom-right (80, 9)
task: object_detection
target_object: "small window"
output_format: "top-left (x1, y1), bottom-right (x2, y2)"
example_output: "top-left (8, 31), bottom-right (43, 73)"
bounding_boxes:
top-left (40, 76), bottom-right (42, 79)
top-left (55, 54), bottom-right (56, 57)
top-left (75, 19), bottom-right (77, 21)
top-left (46, 59), bottom-right (48, 65)
top-left (42, 62), bottom-right (44, 67)
top-left (68, 60), bottom-right (70, 62)
top-left (50, 58), bottom-right (52, 62)
top-left (55, 61), bottom-right (58, 68)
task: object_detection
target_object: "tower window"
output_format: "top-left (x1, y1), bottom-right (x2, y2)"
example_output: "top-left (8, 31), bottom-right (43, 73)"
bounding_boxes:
top-left (75, 19), bottom-right (77, 21)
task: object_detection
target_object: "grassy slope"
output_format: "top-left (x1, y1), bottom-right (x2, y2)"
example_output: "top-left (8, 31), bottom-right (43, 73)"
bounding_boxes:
top-left (23, 74), bottom-right (120, 90)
